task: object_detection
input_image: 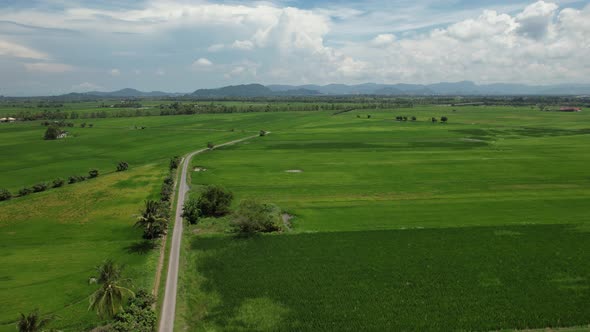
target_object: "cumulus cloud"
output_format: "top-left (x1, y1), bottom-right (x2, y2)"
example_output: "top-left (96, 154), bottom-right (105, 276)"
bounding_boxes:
top-left (1, 0), bottom-right (590, 93)
top-left (23, 62), bottom-right (74, 73)
top-left (516, 1), bottom-right (558, 39)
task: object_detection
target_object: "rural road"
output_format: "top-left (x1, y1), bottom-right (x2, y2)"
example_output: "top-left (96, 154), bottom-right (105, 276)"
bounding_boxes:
top-left (158, 134), bottom-right (261, 332)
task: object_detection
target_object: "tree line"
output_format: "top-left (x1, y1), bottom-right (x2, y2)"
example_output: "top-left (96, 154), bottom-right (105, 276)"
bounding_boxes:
top-left (0, 162), bottom-right (129, 202)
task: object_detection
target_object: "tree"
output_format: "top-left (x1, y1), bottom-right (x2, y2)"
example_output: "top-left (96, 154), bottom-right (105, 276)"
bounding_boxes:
top-left (16, 309), bottom-right (54, 332)
top-left (207, 142), bottom-right (215, 149)
top-left (52, 178), bottom-right (65, 188)
top-left (0, 188), bottom-right (11, 201)
top-left (441, 116), bottom-right (448, 123)
top-left (182, 198), bottom-right (200, 225)
top-left (231, 199), bottom-right (281, 234)
top-left (43, 125), bottom-right (61, 140)
top-left (89, 259), bottom-right (134, 318)
top-left (431, 117), bottom-right (438, 123)
top-left (88, 169), bottom-right (99, 178)
top-left (135, 200), bottom-right (168, 239)
top-left (367, 115), bottom-right (371, 119)
top-left (259, 130), bottom-right (267, 137)
top-left (411, 116), bottom-right (417, 121)
top-left (197, 185), bottom-right (233, 217)
top-left (116, 161), bottom-right (129, 172)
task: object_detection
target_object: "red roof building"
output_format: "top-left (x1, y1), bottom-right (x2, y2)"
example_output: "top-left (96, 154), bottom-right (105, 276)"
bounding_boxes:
top-left (559, 107), bottom-right (582, 112)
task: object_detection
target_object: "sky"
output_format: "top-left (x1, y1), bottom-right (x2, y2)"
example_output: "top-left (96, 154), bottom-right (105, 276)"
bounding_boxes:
top-left (0, 0), bottom-right (589, 96)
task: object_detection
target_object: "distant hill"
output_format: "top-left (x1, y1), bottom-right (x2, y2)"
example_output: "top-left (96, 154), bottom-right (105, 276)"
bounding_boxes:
top-left (85, 88), bottom-right (175, 98)
top-left (40, 82), bottom-right (590, 99)
top-left (191, 84), bottom-right (320, 97)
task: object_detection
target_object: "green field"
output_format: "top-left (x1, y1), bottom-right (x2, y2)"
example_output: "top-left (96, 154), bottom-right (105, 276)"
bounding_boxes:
top-left (2, 104), bottom-right (590, 331)
top-left (176, 106), bottom-right (590, 331)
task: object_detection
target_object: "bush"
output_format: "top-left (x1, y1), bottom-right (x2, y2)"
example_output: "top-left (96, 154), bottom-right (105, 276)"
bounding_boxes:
top-left (116, 161), bottom-right (129, 172)
top-left (69, 175), bottom-right (86, 184)
top-left (52, 178), bottom-right (65, 188)
top-left (18, 187), bottom-right (33, 196)
top-left (431, 117), bottom-right (438, 123)
top-left (81, 122), bottom-right (86, 128)
top-left (411, 116), bottom-right (417, 121)
top-left (44, 125), bottom-right (62, 140)
top-left (197, 185), bottom-right (233, 217)
top-left (32, 183), bottom-right (48, 192)
top-left (88, 169), bottom-right (99, 178)
top-left (110, 290), bottom-right (156, 332)
top-left (259, 130), bottom-right (267, 136)
top-left (169, 156), bottom-right (181, 170)
top-left (0, 189), bottom-right (12, 201)
top-left (441, 116), bottom-right (448, 123)
top-left (207, 142), bottom-right (215, 149)
top-left (231, 199), bottom-right (282, 234)
top-left (182, 198), bottom-right (200, 225)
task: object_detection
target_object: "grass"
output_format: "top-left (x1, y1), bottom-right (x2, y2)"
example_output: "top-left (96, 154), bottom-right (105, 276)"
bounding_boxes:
top-left (176, 106), bottom-right (590, 331)
top-left (180, 225), bottom-right (590, 331)
top-left (0, 163), bottom-right (166, 331)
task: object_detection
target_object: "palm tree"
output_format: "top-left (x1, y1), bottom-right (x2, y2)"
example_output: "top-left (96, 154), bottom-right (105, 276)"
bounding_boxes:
top-left (16, 309), bottom-right (53, 332)
top-left (88, 259), bottom-right (134, 318)
top-left (135, 200), bottom-right (168, 239)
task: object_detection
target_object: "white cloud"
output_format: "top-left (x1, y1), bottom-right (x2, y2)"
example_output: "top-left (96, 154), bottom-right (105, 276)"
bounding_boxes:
top-left (207, 43), bottom-right (225, 52)
top-left (23, 62), bottom-right (75, 73)
top-left (0, 39), bottom-right (48, 59)
top-left (231, 40), bottom-right (255, 50)
top-left (110, 68), bottom-right (121, 76)
top-left (371, 34), bottom-right (396, 47)
top-left (156, 69), bottom-right (166, 76)
top-left (516, 1), bottom-right (559, 39)
top-left (193, 58), bottom-right (213, 67)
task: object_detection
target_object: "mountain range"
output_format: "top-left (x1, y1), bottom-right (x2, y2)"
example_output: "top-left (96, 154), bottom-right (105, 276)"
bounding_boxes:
top-left (56, 82), bottom-right (590, 98)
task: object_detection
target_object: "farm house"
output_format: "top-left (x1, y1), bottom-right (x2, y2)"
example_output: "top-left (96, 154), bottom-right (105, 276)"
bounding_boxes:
top-left (559, 107), bottom-right (582, 112)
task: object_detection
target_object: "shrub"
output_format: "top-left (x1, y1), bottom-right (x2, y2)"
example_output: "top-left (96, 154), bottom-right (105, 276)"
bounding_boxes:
top-left (116, 161), bottom-right (129, 172)
top-left (441, 116), bottom-right (448, 123)
top-left (88, 169), bottom-right (99, 178)
top-left (169, 156), bottom-right (181, 170)
top-left (411, 116), bottom-right (417, 121)
top-left (197, 185), bottom-right (233, 217)
top-left (44, 125), bottom-right (62, 140)
top-left (0, 189), bottom-right (12, 201)
top-left (367, 115), bottom-right (371, 119)
top-left (32, 183), bottom-right (48, 192)
top-left (69, 175), bottom-right (86, 184)
top-left (18, 187), bottom-right (33, 196)
top-left (110, 290), bottom-right (156, 332)
top-left (182, 198), bottom-right (200, 225)
top-left (52, 178), bottom-right (65, 188)
top-left (207, 142), bottom-right (215, 149)
top-left (81, 122), bottom-right (86, 128)
top-left (231, 199), bottom-right (282, 234)
top-left (431, 117), bottom-right (438, 123)
top-left (259, 130), bottom-right (267, 136)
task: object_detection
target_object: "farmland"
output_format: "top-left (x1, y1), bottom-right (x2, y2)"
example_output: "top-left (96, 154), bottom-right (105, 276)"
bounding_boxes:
top-left (1, 103), bottom-right (590, 331)
top-left (176, 106), bottom-right (590, 331)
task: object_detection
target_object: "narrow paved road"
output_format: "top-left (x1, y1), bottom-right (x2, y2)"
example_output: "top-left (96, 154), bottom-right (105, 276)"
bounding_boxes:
top-left (158, 134), bottom-right (260, 332)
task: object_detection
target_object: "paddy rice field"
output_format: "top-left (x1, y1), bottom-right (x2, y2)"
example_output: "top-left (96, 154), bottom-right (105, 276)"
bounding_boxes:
top-left (1, 104), bottom-right (590, 331)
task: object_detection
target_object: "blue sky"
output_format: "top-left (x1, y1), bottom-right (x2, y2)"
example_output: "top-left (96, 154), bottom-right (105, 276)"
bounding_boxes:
top-left (0, 0), bottom-right (588, 95)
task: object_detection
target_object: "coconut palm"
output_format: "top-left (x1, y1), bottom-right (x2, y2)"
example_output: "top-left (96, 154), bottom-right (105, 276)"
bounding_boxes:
top-left (89, 259), bottom-right (134, 318)
top-left (135, 200), bottom-right (168, 239)
top-left (16, 309), bottom-right (53, 332)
